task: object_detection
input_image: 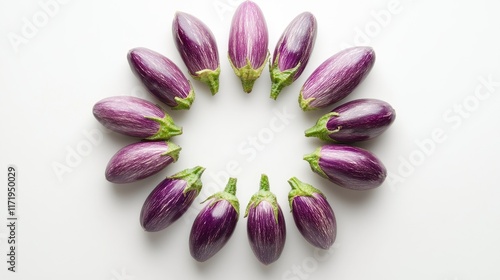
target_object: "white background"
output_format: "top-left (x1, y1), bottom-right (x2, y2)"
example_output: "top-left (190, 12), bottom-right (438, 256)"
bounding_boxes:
top-left (1, 0), bottom-right (500, 279)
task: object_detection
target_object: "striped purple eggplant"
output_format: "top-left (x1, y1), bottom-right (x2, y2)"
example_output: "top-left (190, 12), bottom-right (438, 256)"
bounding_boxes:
top-left (304, 144), bottom-right (386, 190)
top-left (105, 141), bottom-right (180, 184)
top-left (228, 0), bottom-right (269, 93)
top-left (288, 177), bottom-right (336, 250)
top-left (305, 98), bottom-right (396, 143)
top-left (270, 12), bottom-right (317, 100)
top-left (245, 174), bottom-right (286, 265)
top-left (173, 12), bottom-right (220, 95)
top-left (189, 178), bottom-right (239, 262)
top-left (299, 46), bottom-right (376, 111)
top-left (128, 47), bottom-right (195, 110)
top-left (140, 166), bottom-right (205, 232)
top-left (92, 96), bottom-right (182, 140)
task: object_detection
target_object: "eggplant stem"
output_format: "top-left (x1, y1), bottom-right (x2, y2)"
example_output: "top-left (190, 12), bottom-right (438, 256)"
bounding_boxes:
top-left (260, 174), bottom-right (270, 191)
top-left (160, 141), bottom-right (181, 162)
top-left (194, 67), bottom-right (220, 95)
top-left (145, 114), bottom-right (183, 140)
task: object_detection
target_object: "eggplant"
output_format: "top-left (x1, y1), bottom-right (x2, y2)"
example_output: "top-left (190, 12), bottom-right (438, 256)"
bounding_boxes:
top-left (140, 166), bottom-right (205, 232)
top-left (105, 141), bottom-right (180, 184)
top-left (228, 0), bottom-right (269, 93)
top-left (305, 98), bottom-right (395, 143)
top-left (304, 144), bottom-right (386, 190)
top-left (245, 174), bottom-right (286, 265)
top-left (299, 46), bottom-right (375, 111)
top-left (288, 177), bottom-right (336, 249)
top-left (128, 47), bottom-right (195, 110)
top-left (270, 12), bottom-right (317, 100)
top-left (92, 96), bottom-right (182, 140)
top-left (189, 178), bottom-right (239, 262)
top-left (173, 12), bottom-right (220, 95)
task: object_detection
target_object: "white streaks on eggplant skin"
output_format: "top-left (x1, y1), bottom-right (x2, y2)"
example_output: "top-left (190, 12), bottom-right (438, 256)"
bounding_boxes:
top-left (189, 200), bottom-right (239, 262)
top-left (319, 145), bottom-right (387, 190)
top-left (247, 201), bottom-right (286, 265)
top-left (273, 12), bottom-right (317, 75)
top-left (292, 194), bottom-right (336, 249)
top-left (105, 142), bottom-right (175, 184)
top-left (128, 47), bottom-right (191, 107)
top-left (93, 96), bottom-right (163, 138)
top-left (140, 179), bottom-right (197, 232)
top-left (302, 47), bottom-right (375, 109)
top-left (228, 1), bottom-right (268, 69)
top-left (324, 98), bottom-right (396, 143)
top-left (173, 12), bottom-right (219, 74)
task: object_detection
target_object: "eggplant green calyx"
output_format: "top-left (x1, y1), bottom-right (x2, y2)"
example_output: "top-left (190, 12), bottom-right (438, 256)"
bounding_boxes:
top-left (202, 177), bottom-right (240, 215)
top-left (160, 141), bottom-right (181, 162)
top-left (304, 112), bottom-right (340, 141)
top-left (303, 148), bottom-right (327, 178)
top-left (145, 113), bottom-right (183, 140)
top-left (228, 52), bottom-right (270, 93)
top-left (171, 166), bottom-right (206, 195)
top-left (173, 84), bottom-right (195, 110)
top-left (244, 174), bottom-right (280, 224)
top-left (269, 55), bottom-right (301, 100)
top-left (287, 177), bottom-right (324, 210)
top-left (298, 91), bottom-right (315, 111)
top-left (194, 67), bottom-right (221, 95)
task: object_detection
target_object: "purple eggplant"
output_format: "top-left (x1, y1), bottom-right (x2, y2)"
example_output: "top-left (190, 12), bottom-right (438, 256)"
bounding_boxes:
top-left (189, 178), bottom-right (239, 262)
top-left (304, 144), bottom-right (386, 190)
top-left (245, 174), bottom-right (286, 265)
top-left (140, 166), bottom-right (205, 232)
top-left (299, 46), bottom-right (376, 111)
top-left (92, 96), bottom-right (182, 140)
top-left (173, 12), bottom-right (220, 95)
top-left (270, 12), bottom-right (317, 100)
top-left (288, 177), bottom-right (336, 249)
top-left (228, 0), bottom-right (269, 93)
top-left (305, 98), bottom-right (396, 143)
top-left (105, 141), bottom-right (180, 184)
top-left (128, 47), bottom-right (195, 110)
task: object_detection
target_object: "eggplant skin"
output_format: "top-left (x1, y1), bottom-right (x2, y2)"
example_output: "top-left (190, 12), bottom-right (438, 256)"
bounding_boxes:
top-left (140, 179), bottom-right (196, 232)
top-left (269, 12), bottom-right (317, 99)
top-left (305, 144), bottom-right (386, 190)
top-left (172, 12), bottom-right (219, 74)
top-left (300, 46), bottom-right (375, 111)
top-left (228, 0), bottom-right (269, 93)
top-left (105, 141), bottom-right (180, 184)
top-left (326, 99), bottom-right (395, 142)
top-left (92, 96), bottom-right (182, 140)
top-left (291, 193), bottom-right (336, 249)
top-left (127, 47), bottom-right (194, 109)
top-left (92, 96), bottom-right (162, 138)
top-left (140, 166), bottom-right (204, 232)
top-left (272, 12), bottom-right (317, 77)
top-left (172, 11), bottom-right (220, 94)
top-left (306, 98), bottom-right (396, 143)
top-left (247, 201), bottom-right (286, 265)
top-left (189, 200), bottom-right (238, 262)
top-left (228, 1), bottom-right (268, 70)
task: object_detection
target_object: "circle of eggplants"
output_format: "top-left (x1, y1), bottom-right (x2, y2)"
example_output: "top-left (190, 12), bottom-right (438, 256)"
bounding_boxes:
top-left (92, 0), bottom-right (396, 266)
